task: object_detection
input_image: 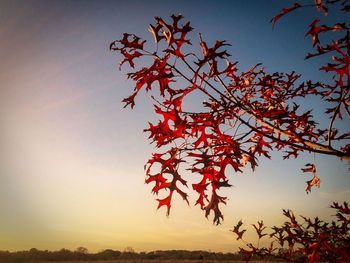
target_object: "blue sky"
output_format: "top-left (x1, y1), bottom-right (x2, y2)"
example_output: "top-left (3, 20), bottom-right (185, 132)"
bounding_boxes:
top-left (0, 0), bottom-right (349, 253)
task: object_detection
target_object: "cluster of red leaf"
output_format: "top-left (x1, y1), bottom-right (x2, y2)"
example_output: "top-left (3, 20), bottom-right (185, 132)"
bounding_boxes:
top-left (110, 0), bottom-right (349, 224)
top-left (232, 202), bottom-right (350, 262)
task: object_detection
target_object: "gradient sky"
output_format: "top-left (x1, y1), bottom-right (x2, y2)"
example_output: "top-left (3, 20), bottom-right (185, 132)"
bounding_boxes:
top-left (1, 0), bottom-right (349, 253)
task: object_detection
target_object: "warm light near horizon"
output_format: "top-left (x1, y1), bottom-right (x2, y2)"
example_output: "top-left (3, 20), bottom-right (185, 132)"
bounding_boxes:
top-left (1, 0), bottom-right (349, 254)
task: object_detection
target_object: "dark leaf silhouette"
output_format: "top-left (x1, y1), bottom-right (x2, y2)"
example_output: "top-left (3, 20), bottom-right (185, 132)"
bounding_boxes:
top-left (231, 220), bottom-right (247, 240)
top-left (232, 202), bottom-right (350, 262)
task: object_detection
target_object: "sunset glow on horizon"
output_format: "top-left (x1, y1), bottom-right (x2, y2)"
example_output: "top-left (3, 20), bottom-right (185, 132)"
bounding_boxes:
top-left (1, 0), bottom-right (349, 253)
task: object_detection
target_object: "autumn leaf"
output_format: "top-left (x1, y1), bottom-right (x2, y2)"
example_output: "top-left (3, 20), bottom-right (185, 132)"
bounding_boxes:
top-left (305, 19), bottom-right (321, 46)
top-left (231, 220), bottom-right (247, 240)
top-left (271, 3), bottom-right (301, 29)
top-left (301, 162), bottom-right (321, 193)
top-left (119, 49), bottom-right (142, 69)
top-left (252, 221), bottom-right (267, 239)
top-left (156, 192), bottom-right (173, 216)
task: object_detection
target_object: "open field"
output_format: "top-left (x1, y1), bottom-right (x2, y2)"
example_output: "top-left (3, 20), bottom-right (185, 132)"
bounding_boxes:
top-left (37, 261), bottom-right (274, 263)
top-left (37, 261), bottom-right (281, 263)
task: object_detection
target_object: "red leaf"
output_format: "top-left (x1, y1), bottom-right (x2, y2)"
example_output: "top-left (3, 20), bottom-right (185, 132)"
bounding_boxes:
top-left (119, 33), bottom-right (146, 50)
top-left (231, 220), bottom-right (247, 240)
top-left (204, 191), bottom-right (226, 225)
top-left (271, 3), bottom-right (301, 29)
top-left (122, 92), bottom-right (137, 109)
top-left (320, 46), bottom-right (349, 87)
top-left (305, 19), bottom-right (321, 46)
top-left (301, 163), bottom-right (321, 193)
top-left (252, 220), bottom-right (267, 239)
top-left (119, 50), bottom-right (142, 69)
top-left (156, 192), bottom-right (173, 216)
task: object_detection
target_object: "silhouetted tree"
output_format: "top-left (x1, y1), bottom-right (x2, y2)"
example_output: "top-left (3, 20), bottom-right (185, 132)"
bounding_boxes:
top-left (75, 246), bottom-right (88, 254)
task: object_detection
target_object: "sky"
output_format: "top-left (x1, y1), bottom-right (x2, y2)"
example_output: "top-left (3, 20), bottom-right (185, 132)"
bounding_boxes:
top-left (0, 0), bottom-right (349, 253)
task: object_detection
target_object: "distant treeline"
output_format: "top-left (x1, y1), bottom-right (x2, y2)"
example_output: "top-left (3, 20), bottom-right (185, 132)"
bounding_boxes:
top-left (0, 248), bottom-right (281, 263)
